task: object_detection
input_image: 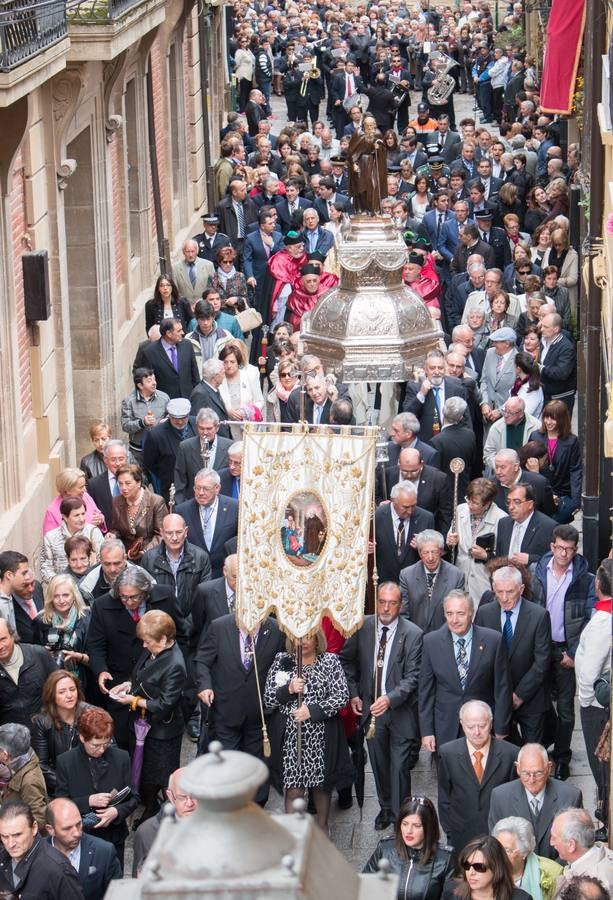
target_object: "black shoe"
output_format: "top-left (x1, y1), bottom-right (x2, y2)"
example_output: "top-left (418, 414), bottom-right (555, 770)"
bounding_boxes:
top-left (595, 825), bottom-right (609, 841)
top-left (555, 762), bottom-right (570, 780)
top-left (337, 787), bottom-right (353, 810)
top-left (374, 809), bottom-right (394, 830)
top-left (186, 719), bottom-right (200, 742)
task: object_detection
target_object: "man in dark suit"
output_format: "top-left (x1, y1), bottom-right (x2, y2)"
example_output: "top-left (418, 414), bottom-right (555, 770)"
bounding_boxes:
top-left (0, 551), bottom-right (43, 644)
top-left (175, 469), bottom-right (239, 578)
top-left (86, 568), bottom-right (175, 748)
top-left (330, 60), bottom-right (364, 138)
top-left (386, 412), bottom-right (441, 469)
top-left (451, 324), bottom-right (486, 378)
top-left (492, 448), bottom-right (556, 516)
top-left (195, 613), bottom-right (285, 802)
top-left (473, 209), bottom-right (507, 269)
top-left (282, 374), bottom-right (333, 426)
top-left (141, 319), bottom-right (200, 401)
top-left (142, 398), bottom-right (197, 501)
top-left (243, 209), bottom-right (284, 314)
top-left (402, 349), bottom-right (468, 442)
top-left (495, 483), bottom-right (557, 566)
top-left (174, 410), bottom-right (233, 504)
top-left (430, 397), bottom-right (476, 498)
top-left (419, 590), bottom-right (513, 753)
top-left (313, 178), bottom-right (352, 224)
top-left (488, 743), bottom-right (582, 858)
top-left (191, 213), bottom-right (232, 263)
top-left (218, 441), bottom-right (242, 499)
top-left (276, 179), bottom-right (313, 233)
top-left (475, 158), bottom-right (504, 202)
top-left (300, 208), bottom-right (335, 256)
top-left (189, 358), bottom-right (230, 436)
top-left (390, 448), bottom-right (453, 534)
top-left (87, 439), bottom-right (128, 530)
top-left (364, 73), bottom-right (397, 132)
top-left (375, 482), bottom-right (435, 584)
top-left (45, 798), bottom-right (122, 900)
top-left (426, 114), bottom-right (461, 164)
top-left (244, 88), bottom-right (267, 136)
top-left (340, 582), bottom-right (423, 829)
top-left (437, 199), bottom-right (472, 271)
top-left (329, 156), bottom-right (349, 194)
top-left (215, 178), bottom-right (259, 258)
top-left (399, 529), bottom-right (465, 633)
top-left (0, 618), bottom-right (56, 732)
top-left (192, 554), bottom-right (238, 641)
top-left (450, 222), bottom-right (496, 274)
top-left (540, 313), bottom-right (577, 412)
top-left (438, 700), bottom-right (518, 853)
top-left (422, 193), bottom-right (455, 253)
top-left (475, 565), bottom-right (552, 743)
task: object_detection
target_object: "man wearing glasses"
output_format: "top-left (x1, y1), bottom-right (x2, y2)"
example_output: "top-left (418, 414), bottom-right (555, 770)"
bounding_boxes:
top-left (494, 483), bottom-right (557, 566)
top-left (132, 766), bottom-right (197, 876)
top-left (530, 525), bottom-right (596, 781)
top-left (489, 743), bottom-right (582, 859)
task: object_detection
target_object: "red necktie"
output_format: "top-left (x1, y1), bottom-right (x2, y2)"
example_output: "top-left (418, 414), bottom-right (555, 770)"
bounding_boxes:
top-left (131, 610), bottom-right (140, 623)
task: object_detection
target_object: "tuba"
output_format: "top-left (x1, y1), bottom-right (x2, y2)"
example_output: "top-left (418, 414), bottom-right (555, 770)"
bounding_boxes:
top-left (427, 51), bottom-right (459, 105)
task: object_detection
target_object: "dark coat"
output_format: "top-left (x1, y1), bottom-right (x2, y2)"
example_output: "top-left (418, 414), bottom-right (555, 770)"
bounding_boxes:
top-left (364, 84), bottom-right (397, 131)
top-left (87, 471), bottom-right (114, 531)
top-left (451, 238), bottom-right (496, 274)
top-left (438, 736), bottom-right (518, 854)
top-left (386, 439), bottom-right (440, 469)
top-left (173, 435), bottom-right (233, 503)
top-left (140, 340), bottom-right (200, 401)
top-left (55, 743), bottom-right (139, 847)
top-left (430, 424), bottom-right (477, 497)
top-left (31, 701), bottom-right (90, 795)
top-left (195, 614), bottom-right (285, 728)
top-left (418, 624), bottom-right (513, 745)
top-left (218, 467), bottom-right (238, 499)
top-left (540, 334), bottom-right (577, 401)
top-left (276, 197), bottom-right (314, 233)
top-left (313, 193), bottom-right (351, 224)
top-left (478, 225), bottom-right (507, 269)
top-left (374, 504), bottom-right (436, 584)
top-left (493, 470), bottom-right (556, 517)
top-left (475, 598), bottom-right (552, 713)
top-left (131, 642), bottom-right (187, 740)
top-left (245, 99), bottom-right (266, 136)
top-left (0, 836), bottom-right (83, 899)
top-left (376, 464), bottom-right (451, 535)
top-left (86, 585), bottom-right (175, 682)
top-left (139, 542), bottom-right (211, 653)
top-left (495, 510), bottom-right (558, 566)
top-left (488, 777), bottom-right (582, 859)
top-left (401, 376), bottom-right (468, 441)
top-left (215, 195), bottom-right (259, 245)
top-left (73, 832), bottom-right (122, 900)
top-left (142, 417), bottom-right (197, 502)
top-left (340, 615), bottom-right (423, 737)
top-left (0, 643), bottom-right (56, 730)
top-left (527, 432), bottom-right (582, 504)
top-left (192, 576), bottom-right (233, 643)
top-left (363, 839), bottom-right (456, 898)
top-left (12, 584), bottom-right (44, 644)
top-left (426, 129), bottom-right (462, 164)
top-left (191, 230), bottom-right (232, 264)
top-left (189, 381), bottom-right (231, 437)
top-left (175, 497), bottom-right (239, 579)
top-left (399, 560), bottom-right (466, 633)
top-left (242, 229), bottom-right (284, 286)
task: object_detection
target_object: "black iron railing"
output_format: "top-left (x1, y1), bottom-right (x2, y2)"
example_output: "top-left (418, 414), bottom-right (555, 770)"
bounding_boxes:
top-left (0, 0), bottom-right (67, 72)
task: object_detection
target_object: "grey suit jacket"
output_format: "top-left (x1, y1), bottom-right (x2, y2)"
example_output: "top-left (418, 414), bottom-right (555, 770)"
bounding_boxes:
top-left (488, 777), bottom-right (582, 859)
top-left (399, 560), bottom-right (466, 633)
top-left (173, 436), bottom-right (233, 503)
top-left (339, 615), bottom-right (423, 738)
top-left (171, 257), bottom-right (214, 304)
top-left (479, 348), bottom-right (516, 410)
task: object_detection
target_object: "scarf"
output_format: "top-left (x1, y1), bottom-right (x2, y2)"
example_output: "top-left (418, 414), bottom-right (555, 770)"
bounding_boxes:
top-left (275, 381), bottom-right (293, 402)
top-left (216, 265), bottom-right (237, 287)
top-left (52, 606), bottom-right (80, 673)
top-left (507, 232), bottom-right (520, 244)
top-left (519, 851), bottom-right (544, 900)
top-left (595, 598), bottom-right (612, 613)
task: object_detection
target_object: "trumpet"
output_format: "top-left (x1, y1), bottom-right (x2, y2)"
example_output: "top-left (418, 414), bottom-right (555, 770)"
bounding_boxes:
top-left (300, 62), bottom-right (321, 96)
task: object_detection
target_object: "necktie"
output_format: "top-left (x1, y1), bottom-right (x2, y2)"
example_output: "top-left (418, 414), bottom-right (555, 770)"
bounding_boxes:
top-left (437, 214), bottom-right (444, 241)
top-left (314, 405), bottom-right (323, 424)
top-left (243, 633), bottom-right (253, 670)
top-left (131, 609), bottom-right (140, 623)
top-left (23, 597), bottom-right (37, 620)
top-left (374, 625), bottom-right (389, 698)
top-left (189, 262), bottom-right (196, 288)
top-left (433, 386), bottom-right (442, 424)
top-left (503, 610), bottom-right (513, 649)
top-left (482, 231), bottom-right (488, 243)
top-left (227, 592), bottom-right (235, 613)
top-left (231, 477), bottom-right (240, 500)
top-left (169, 345), bottom-right (178, 371)
top-left (496, 354), bottom-right (504, 375)
top-left (530, 797), bottom-right (540, 817)
top-left (236, 202), bottom-right (245, 238)
top-left (456, 637), bottom-right (468, 690)
top-left (111, 478), bottom-right (120, 497)
top-left (509, 523), bottom-right (522, 556)
top-left (473, 750), bottom-right (484, 782)
top-left (201, 505), bottom-right (214, 548)
top-left (396, 519), bottom-right (406, 557)
top-left (426, 571), bottom-right (436, 601)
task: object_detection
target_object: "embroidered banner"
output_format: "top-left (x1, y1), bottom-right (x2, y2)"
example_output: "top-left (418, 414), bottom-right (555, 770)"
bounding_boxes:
top-left (540, 0), bottom-right (586, 115)
top-left (236, 422), bottom-right (377, 638)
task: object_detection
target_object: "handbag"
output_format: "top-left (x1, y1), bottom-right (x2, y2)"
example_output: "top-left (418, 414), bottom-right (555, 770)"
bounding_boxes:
top-left (596, 720), bottom-right (610, 764)
top-left (236, 306), bottom-right (263, 332)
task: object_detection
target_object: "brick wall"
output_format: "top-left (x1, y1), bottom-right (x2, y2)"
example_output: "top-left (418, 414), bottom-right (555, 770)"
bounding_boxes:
top-left (10, 153), bottom-right (32, 425)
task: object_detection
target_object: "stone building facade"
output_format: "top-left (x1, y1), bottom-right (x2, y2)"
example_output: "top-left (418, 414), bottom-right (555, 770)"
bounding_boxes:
top-left (0, 0), bottom-right (228, 556)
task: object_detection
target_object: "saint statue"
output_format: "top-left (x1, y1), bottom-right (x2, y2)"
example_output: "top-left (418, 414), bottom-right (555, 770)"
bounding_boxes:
top-left (347, 113), bottom-right (388, 215)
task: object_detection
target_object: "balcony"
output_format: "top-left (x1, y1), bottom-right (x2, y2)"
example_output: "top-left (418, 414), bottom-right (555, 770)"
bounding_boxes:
top-left (66, 0), bottom-right (167, 62)
top-left (0, 0), bottom-right (70, 106)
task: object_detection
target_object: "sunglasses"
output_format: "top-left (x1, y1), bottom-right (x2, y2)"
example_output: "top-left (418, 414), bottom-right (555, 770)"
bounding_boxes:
top-left (462, 861), bottom-right (489, 874)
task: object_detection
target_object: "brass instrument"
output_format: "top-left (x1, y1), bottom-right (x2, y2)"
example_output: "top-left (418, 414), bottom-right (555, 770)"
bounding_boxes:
top-left (300, 60), bottom-right (321, 96)
top-left (200, 437), bottom-right (211, 469)
top-left (343, 91), bottom-right (370, 113)
top-left (426, 51), bottom-right (459, 105)
top-left (168, 484), bottom-right (176, 514)
top-left (449, 457), bottom-right (465, 564)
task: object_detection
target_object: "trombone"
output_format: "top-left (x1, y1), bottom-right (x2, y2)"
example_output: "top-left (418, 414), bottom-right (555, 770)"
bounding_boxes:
top-left (300, 60), bottom-right (321, 97)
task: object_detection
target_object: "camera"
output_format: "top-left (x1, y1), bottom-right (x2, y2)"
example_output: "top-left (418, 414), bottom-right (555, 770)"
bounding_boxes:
top-left (46, 628), bottom-right (69, 667)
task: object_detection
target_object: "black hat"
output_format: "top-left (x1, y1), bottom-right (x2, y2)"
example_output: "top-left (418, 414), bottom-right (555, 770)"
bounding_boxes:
top-left (300, 264), bottom-right (320, 276)
top-left (429, 156), bottom-right (445, 169)
top-left (330, 156), bottom-right (346, 166)
top-left (307, 250), bottom-right (326, 262)
top-left (408, 251), bottom-right (425, 266)
top-left (387, 165), bottom-right (401, 174)
top-left (201, 213), bottom-right (219, 224)
top-left (417, 102), bottom-right (429, 112)
top-left (474, 209), bottom-right (493, 220)
top-left (284, 231), bottom-right (304, 246)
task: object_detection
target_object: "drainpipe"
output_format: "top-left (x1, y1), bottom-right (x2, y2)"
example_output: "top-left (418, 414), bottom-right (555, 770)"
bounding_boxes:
top-left (146, 56), bottom-right (168, 274)
top-left (198, 4), bottom-right (215, 209)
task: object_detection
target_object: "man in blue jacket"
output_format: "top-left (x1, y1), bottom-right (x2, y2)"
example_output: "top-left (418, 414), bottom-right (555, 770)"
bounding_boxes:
top-left (530, 524), bottom-right (595, 780)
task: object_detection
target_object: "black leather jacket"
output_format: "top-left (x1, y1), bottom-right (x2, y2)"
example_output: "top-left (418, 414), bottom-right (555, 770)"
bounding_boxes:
top-left (31, 703), bottom-right (90, 796)
top-left (364, 839), bottom-right (457, 900)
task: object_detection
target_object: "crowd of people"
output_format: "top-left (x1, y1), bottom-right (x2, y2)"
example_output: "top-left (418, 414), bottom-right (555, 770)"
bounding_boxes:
top-left (0, 0), bottom-right (608, 898)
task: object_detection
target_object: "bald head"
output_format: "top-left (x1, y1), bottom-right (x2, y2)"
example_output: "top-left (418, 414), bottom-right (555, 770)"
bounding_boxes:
top-left (161, 514), bottom-right (188, 553)
top-left (45, 798), bottom-right (83, 855)
top-left (167, 767), bottom-right (197, 818)
top-left (398, 447), bottom-right (423, 481)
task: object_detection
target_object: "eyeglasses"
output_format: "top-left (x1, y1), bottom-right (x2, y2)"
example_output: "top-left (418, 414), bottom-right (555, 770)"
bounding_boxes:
top-left (507, 498), bottom-right (529, 506)
top-left (462, 861), bottom-right (489, 873)
top-left (518, 770), bottom-right (546, 779)
top-left (517, 269), bottom-right (531, 275)
top-left (552, 544), bottom-right (576, 554)
top-left (85, 738), bottom-right (112, 750)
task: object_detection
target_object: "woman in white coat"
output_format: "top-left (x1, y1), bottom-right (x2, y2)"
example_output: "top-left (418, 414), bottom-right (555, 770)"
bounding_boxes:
top-left (446, 478), bottom-right (506, 608)
top-left (234, 37), bottom-right (256, 113)
top-left (218, 341), bottom-right (264, 439)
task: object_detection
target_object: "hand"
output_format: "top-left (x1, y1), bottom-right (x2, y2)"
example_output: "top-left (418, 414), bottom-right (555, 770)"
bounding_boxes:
top-left (370, 696), bottom-right (391, 716)
top-left (91, 510), bottom-right (106, 528)
top-left (422, 735), bottom-right (436, 752)
top-left (198, 689), bottom-right (215, 706)
top-left (98, 672), bottom-right (113, 695)
top-left (228, 408), bottom-right (244, 421)
top-left (429, 308), bottom-right (441, 320)
top-left (490, 408), bottom-right (502, 421)
top-left (481, 403), bottom-right (492, 421)
top-left (89, 792), bottom-right (112, 809)
top-left (367, 540), bottom-right (375, 555)
top-left (292, 703), bottom-right (311, 722)
top-left (525, 457), bottom-right (540, 473)
top-left (289, 677), bottom-right (305, 694)
top-left (351, 697), bottom-right (363, 716)
top-left (247, 277), bottom-right (257, 288)
top-left (511, 551), bottom-right (529, 566)
top-left (470, 544), bottom-right (488, 561)
top-left (335, 99), bottom-right (341, 106)
top-left (512, 692), bottom-right (524, 710)
top-left (433, 250), bottom-right (443, 261)
top-left (353, 164), bottom-right (360, 173)
top-left (560, 651), bottom-right (575, 669)
top-left (114, 692), bottom-right (136, 706)
top-left (143, 410), bottom-right (156, 426)
top-left (225, 296), bottom-right (239, 307)
top-left (258, 356), bottom-right (267, 366)
top-left (409, 535), bottom-right (418, 549)
top-left (419, 378), bottom-right (432, 397)
top-left (94, 807), bottom-right (119, 828)
top-left (447, 531), bottom-right (459, 547)
top-left (62, 650), bottom-right (84, 664)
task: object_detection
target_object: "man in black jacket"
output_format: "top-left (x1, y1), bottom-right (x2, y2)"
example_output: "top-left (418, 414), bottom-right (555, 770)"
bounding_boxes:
top-left (142, 398), bottom-right (197, 502)
top-left (0, 619), bottom-right (55, 732)
top-left (140, 320), bottom-right (200, 402)
top-left (189, 359), bottom-right (230, 436)
top-left (494, 484), bottom-right (558, 567)
top-left (539, 313), bottom-right (577, 412)
top-left (374, 482), bottom-right (435, 584)
top-left (87, 440), bottom-right (128, 530)
top-left (492, 448), bottom-right (556, 516)
top-left (0, 802), bottom-right (83, 899)
top-left (365, 73), bottom-right (397, 132)
top-left (173, 409), bottom-right (232, 503)
top-left (86, 568), bottom-right (175, 748)
top-left (402, 349), bottom-right (468, 442)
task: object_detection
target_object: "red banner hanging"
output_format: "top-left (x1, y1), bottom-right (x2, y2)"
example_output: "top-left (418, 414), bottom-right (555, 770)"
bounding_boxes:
top-left (539, 0), bottom-right (586, 115)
